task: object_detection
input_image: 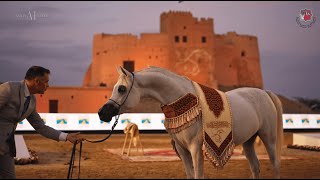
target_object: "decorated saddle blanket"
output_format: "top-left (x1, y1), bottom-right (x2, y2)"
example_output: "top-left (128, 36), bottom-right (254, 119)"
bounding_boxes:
top-left (161, 93), bottom-right (201, 133)
top-left (160, 81), bottom-right (234, 168)
top-left (193, 81), bottom-right (234, 168)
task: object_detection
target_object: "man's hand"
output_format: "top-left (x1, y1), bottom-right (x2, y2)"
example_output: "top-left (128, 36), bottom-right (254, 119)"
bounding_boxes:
top-left (66, 132), bottom-right (85, 144)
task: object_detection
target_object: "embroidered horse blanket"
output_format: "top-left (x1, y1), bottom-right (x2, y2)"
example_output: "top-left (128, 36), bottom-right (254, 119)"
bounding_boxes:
top-left (161, 81), bottom-right (234, 168)
top-left (193, 81), bottom-right (234, 168)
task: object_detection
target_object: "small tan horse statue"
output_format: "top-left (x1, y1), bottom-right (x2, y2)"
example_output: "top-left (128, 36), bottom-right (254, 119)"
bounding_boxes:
top-left (122, 122), bottom-right (144, 156)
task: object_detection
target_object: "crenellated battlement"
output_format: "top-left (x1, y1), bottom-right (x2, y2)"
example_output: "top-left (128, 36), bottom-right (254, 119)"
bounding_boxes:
top-left (94, 33), bottom-right (138, 40)
top-left (198, 17), bottom-right (213, 23)
top-left (216, 31), bottom-right (256, 40)
top-left (160, 10), bottom-right (193, 18)
top-left (94, 33), bottom-right (170, 47)
top-left (161, 11), bottom-right (213, 25)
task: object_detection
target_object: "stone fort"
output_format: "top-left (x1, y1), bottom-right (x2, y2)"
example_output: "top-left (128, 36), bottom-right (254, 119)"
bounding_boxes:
top-left (36, 11), bottom-right (263, 113)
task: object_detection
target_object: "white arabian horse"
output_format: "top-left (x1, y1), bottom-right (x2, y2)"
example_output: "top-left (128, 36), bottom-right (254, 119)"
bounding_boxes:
top-left (98, 66), bottom-right (283, 179)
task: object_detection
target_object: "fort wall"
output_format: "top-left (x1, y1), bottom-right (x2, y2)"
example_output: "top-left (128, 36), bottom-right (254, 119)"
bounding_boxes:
top-left (36, 87), bottom-right (112, 113)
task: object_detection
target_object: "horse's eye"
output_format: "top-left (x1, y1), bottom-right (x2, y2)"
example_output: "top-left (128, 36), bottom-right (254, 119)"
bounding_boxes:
top-left (118, 85), bottom-right (127, 94)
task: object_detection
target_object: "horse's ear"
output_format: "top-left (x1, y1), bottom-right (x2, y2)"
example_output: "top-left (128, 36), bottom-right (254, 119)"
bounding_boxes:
top-left (116, 66), bottom-right (122, 75)
top-left (119, 66), bottom-right (130, 77)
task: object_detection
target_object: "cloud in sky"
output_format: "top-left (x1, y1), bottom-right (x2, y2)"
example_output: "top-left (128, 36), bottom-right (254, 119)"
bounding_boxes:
top-left (0, 1), bottom-right (319, 99)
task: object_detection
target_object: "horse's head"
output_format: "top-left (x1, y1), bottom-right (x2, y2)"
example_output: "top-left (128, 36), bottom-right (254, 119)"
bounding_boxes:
top-left (98, 66), bottom-right (141, 122)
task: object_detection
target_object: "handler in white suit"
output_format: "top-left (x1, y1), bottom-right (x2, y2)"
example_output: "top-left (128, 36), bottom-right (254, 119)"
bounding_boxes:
top-left (0, 66), bottom-right (84, 179)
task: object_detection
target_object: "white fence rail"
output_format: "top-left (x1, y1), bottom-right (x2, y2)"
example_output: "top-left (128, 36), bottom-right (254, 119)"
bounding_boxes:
top-left (16, 113), bottom-right (320, 131)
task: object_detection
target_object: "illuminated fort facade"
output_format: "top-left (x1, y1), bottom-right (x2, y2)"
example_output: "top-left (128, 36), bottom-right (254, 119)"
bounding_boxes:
top-left (36, 11), bottom-right (263, 113)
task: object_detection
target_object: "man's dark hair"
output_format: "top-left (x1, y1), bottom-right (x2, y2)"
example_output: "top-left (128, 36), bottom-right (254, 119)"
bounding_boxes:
top-left (25, 66), bottom-right (50, 80)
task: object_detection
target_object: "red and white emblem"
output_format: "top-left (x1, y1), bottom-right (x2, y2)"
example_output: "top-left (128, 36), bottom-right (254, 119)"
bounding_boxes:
top-left (297, 8), bottom-right (316, 28)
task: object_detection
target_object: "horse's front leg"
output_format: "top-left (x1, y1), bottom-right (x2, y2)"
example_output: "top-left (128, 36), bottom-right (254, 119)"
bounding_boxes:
top-left (174, 141), bottom-right (195, 179)
top-left (190, 144), bottom-right (205, 179)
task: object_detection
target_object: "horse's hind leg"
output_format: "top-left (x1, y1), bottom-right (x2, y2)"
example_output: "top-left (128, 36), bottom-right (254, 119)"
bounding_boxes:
top-left (242, 134), bottom-right (260, 179)
top-left (259, 134), bottom-right (280, 179)
top-left (174, 141), bottom-right (195, 179)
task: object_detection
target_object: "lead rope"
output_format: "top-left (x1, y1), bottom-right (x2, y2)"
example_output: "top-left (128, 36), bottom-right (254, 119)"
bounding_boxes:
top-left (67, 71), bottom-right (134, 179)
top-left (67, 114), bottom-right (119, 179)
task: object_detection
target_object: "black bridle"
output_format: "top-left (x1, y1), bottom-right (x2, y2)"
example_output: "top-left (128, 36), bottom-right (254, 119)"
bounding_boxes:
top-left (108, 72), bottom-right (135, 110)
top-left (67, 72), bottom-right (135, 179)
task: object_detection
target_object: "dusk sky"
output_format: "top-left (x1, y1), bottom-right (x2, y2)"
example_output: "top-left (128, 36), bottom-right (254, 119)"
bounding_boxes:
top-left (0, 1), bottom-right (319, 99)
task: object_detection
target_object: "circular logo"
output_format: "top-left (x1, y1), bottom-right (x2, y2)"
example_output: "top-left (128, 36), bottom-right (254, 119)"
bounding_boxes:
top-left (296, 8), bottom-right (316, 28)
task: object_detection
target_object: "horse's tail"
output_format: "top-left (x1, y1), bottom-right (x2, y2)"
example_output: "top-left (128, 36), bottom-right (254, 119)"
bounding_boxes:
top-left (266, 91), bottom-right (283, 161)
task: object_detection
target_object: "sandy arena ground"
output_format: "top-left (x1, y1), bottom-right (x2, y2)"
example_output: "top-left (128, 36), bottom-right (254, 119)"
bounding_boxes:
top-left (15, 133), bottom-right (320, 179)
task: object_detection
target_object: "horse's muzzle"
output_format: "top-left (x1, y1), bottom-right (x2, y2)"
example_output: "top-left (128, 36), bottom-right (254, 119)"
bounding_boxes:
top-left (98, 103), bottom-right (119, 122)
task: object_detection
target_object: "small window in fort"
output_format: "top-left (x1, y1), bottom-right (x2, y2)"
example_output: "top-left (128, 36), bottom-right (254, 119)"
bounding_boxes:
top-left (229, 64), bottom-right (232, 68)
top-left (241, 51), bottom-right (246, 57)
top-left (149, 56), bottom-right (151, 59)
top-left (183, 36), bottom-right (187, 43)
top-left (49, 100), bottom-right (58, 113)
top-left (202, 36), bottom-right (206, 43)
top-left (175, 36), bottom-right (179, 43)
top-left (104, 50), bottom-right (107, 54)
top-left (105, 95), bottom-right (108, 99)
top-left (123, 61), bottom-right (134, 72)
top-left (183, 26), bottom-right (187, 29)
top-left (71, 95), bottom-right (74, 99)
top-left (99, 82), bottom-right (106, 87)
top-left (96, 52), bottom-right (100, 55)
